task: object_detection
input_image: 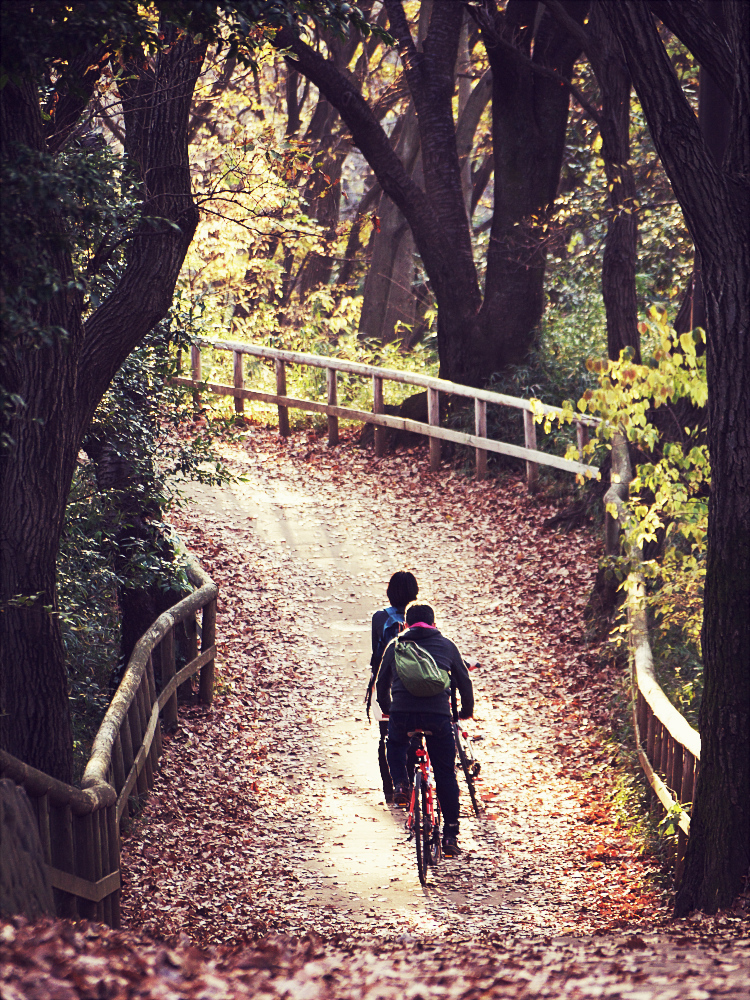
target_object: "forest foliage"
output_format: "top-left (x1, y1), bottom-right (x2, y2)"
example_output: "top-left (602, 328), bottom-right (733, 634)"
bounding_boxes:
top-left (3, 2), bottom-right (706, 761)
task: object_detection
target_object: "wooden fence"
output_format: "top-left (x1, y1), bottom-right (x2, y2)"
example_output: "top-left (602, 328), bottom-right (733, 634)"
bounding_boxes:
top-left (0, 553), bottom-right (217, 927)
top-left (605, 434), bottom-right (700, 881)
top-left (174, 338), bottom-right (601, 486)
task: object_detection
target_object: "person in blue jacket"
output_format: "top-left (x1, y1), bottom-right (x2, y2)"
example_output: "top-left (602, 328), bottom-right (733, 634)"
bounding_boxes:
top-left (365, 571), bottom-right (419, 802)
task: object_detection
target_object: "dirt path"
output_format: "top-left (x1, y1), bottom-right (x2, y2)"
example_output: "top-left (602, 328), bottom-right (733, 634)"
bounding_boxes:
top-left (121, 426), bottom-right (662, 945)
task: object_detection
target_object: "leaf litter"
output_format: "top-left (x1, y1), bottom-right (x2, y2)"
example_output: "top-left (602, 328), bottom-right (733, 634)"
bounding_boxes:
top-left (5, 425), bottom-right (748, 997)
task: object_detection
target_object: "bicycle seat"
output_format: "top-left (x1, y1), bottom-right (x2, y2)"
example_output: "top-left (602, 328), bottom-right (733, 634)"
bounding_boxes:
top-left (407, 729), bottom-right (432, 737)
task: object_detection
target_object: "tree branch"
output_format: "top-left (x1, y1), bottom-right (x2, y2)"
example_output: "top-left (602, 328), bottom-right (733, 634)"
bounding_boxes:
top-left (78, 28), bottom-right (208, 429)
top-left (601, 2), bottom-right (725, 248)
top-left (456, 68), bottom-right (493, 164)
top-left (273, 26), bottom-right (458, 295)
top-left (648, 0), bottom-right (734, 101)
top-left (45, 45), bottom-right (107, 155)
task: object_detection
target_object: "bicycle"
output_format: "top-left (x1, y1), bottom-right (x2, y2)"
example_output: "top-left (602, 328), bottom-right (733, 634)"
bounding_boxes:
top-left (404, 729), bottom-right (442, 885)
top-left (451, 675), bottom-right (483, 818)
top-left (453, 721), bottom-right (483, 817)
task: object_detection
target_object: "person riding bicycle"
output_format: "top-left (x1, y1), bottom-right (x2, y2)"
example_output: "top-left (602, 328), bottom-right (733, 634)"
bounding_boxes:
top-left (375, 601), bottom-right (474, 857)
top-left (366, 571), bottom-right (420, 803)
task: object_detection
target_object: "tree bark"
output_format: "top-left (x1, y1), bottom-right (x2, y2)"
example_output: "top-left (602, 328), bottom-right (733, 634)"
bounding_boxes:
top-left (359, 106), bottom-right (421, 343)
top-left (475, 0), bottom-right (587, 374)
top-left (603, 0), bottom-right (750, 914)
top-left (588, 1), bottom-right (640, 362)
top-left (0, 26), bottom-right (207, 781)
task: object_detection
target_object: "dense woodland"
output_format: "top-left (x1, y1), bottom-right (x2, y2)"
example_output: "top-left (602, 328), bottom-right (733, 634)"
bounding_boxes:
top-left (0, 0), bottom-right (748, 921)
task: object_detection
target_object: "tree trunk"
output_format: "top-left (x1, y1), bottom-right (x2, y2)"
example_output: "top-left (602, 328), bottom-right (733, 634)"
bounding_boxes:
top-left (588, 1), bottom-right (640, 363)
top-left (476, 1), bottom-right (587, 380)
top-left (603, 0), bottom-right (750, 913)
top-left (0, 76), bottom-right (83, 782)
top-left (0, 27), bottom-right (206, 782)
top-left (680, 244), bottom-right (750, 913)
top-left (359, 107), bottom-right (421, 342)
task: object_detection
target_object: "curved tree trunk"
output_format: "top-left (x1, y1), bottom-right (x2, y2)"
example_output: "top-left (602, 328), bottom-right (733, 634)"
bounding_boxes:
top-left (603, 0), bottom-right (750, 914)
top-left (0, 26), bottom-right (206, 782)
top-left (276, 0), bottom-right (585, 386)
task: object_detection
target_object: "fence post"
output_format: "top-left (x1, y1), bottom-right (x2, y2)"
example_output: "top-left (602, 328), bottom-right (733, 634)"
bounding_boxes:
top-left (199, 598), bottom-right (216, 706)
top-left (145, 655), bottom-right (162, 764)
top-left (327, 367), bottom-right (339, 446)
top-left (74, 812), bottom-right (97, 921)
top-left (179, 612), bottom-right (198, 702)
top-left (50, 802), bottom-right (77, 918)
top-left (576, 421), bottom-right (589, 460)
top-left (428, 387), bottom-right (441, 472)
top-left (373, 376), bottom-right (385, 457)
top-left (135, 683), bottom-right (154, 790)
top-left (119, 714), bottom-right (135, 800)
top-left (126, 701), bottom-right (148, 797)
top-left (106, 803), bottom-right (121, 929)
top-left (276, 359), bottom-right (290, 437)
top-left (190, 345), bottom-right (202, 411)
top-left (474, 398), bottom-right (487, 480)
top-left (523, 409), bottom-right (538, 489)
top-left (112, 734), bottom-right (126, 795)
top-left (160, 628), bottom-right (178, 728)
top-left (233, 350), bottom-right (244, 415)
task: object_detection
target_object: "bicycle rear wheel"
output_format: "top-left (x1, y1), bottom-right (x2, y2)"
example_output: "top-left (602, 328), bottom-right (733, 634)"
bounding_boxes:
top-left (454, 723), bottom-right (482, 817)
top-left (426, 785), bottom-right (441, 866)
top-left (414, 772), bottom-right (428, 885)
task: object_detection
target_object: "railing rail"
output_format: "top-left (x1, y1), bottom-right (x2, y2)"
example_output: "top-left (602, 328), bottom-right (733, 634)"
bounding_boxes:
top-left (175, 337), bottom-right (601, 484)
top-left (606, 433), bottom-right (700, 881)
top-left (0, 550), bottom-right (217, 927)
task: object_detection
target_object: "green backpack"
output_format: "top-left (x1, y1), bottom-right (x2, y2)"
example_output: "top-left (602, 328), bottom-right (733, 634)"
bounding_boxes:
top-left (393, 635), bottom-right (451, 697)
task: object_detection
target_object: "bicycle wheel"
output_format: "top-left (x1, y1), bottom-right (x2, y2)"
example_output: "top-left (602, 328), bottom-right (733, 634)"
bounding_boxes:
top-left (414, 771), bottom-right (428, 885)
top-left (454, 724), bottom-right (482, 817)
top-left (426, 783), bottom-right (442, 866)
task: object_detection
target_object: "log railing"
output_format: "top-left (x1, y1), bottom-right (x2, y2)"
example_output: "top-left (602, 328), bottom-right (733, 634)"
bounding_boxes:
top-left (0, 552), bottom-right (217, 927)
top-left (174, 338), bottom-right (601, 484)
top-left (605, 433), bottom-right (700, 880)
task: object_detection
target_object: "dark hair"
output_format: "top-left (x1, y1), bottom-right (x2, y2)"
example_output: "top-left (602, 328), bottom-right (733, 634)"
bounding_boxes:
top-left (405, 602), bottom-right (434, 626)
top-left (386, 571), bottom-right (419, 609)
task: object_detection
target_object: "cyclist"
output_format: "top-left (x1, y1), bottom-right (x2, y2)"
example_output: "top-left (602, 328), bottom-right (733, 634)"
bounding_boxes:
top-left (366, 572), bottom-right (420, 802)
top-left (376, 601), bottom-right (474, 857)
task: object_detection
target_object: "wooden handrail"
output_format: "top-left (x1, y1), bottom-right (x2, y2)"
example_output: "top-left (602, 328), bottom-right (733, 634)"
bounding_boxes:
top-left (196, 336), bottom-right (603, 424)
top-left (82, 555), bottom-right (216, 792)
top-left (180, 338), bottom-right (601, 483)
top-left (0, 547), bottom-right (217, 928)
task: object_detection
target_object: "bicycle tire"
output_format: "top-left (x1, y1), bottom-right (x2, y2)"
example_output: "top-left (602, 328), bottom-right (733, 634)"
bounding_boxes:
top-left (427, 784), bottom-right (442, 866)
top-left (414, 771), bottom-right (428, 885)
top-left (454, 724), bottom-right (482, 817)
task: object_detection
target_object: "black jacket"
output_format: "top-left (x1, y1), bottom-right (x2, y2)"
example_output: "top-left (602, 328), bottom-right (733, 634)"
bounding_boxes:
top-left (376, 625), bottom-right (474, 718)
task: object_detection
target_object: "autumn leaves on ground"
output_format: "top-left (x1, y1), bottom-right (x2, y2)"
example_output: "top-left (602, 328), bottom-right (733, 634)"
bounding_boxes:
top-left (5, 426), bottom-right (750, 999)
top-left (121, 424), bottom-right (662, 946)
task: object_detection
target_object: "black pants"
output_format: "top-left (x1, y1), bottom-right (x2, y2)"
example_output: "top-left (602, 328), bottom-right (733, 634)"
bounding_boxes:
top-left (378, 720), bottom-right (393, 797)
top-left (386, 711), bottom-right (460, 830)
top-left (378, 719), bottom-right (417, 798)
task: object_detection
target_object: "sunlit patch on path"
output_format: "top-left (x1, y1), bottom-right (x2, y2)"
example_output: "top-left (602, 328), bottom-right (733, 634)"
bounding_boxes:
top-left (120, 426), bottom-right (663, 945)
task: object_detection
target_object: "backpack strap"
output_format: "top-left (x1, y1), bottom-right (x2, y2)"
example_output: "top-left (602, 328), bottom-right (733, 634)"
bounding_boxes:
top-left (365, 608), bottom-right (406, 722)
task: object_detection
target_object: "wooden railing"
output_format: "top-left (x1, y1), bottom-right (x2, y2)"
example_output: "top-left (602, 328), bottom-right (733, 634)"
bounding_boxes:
top-left (0, 552), bottom-right (217, 927)
top-left (175, 338), bottom-right (601, 485)
top-left (605, 434), bottom-right (700, 880)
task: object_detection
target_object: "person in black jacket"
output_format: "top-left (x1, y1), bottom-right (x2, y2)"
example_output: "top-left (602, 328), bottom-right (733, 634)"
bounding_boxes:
top-left (376, 602), bottom-right (474, 856)
top-left (366, 571), bottom-right (419, 802)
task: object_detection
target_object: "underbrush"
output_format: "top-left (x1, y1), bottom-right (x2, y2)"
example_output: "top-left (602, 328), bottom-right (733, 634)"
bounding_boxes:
top-left (61, 318), bottom-right (230, 785)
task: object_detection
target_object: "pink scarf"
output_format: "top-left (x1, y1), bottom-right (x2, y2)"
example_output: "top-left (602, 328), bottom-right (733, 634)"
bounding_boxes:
top-left (407, 622), bottom-right (437, 630)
